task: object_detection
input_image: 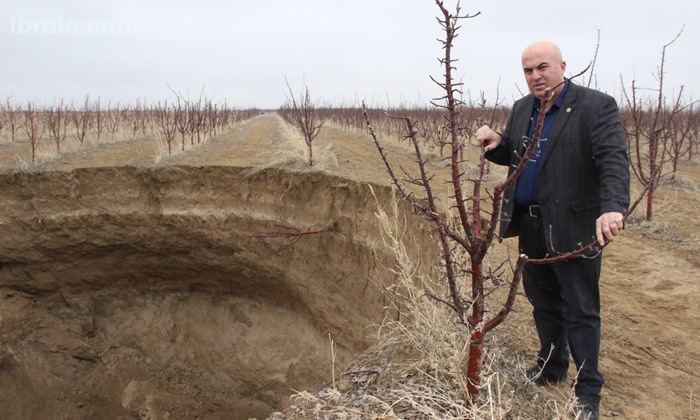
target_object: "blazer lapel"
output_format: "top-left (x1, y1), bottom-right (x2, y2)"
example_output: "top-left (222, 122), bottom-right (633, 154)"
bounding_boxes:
top-left (538, 82), bottom-right (578, 171)
top-left (512, 96), bottom-right (535, 160)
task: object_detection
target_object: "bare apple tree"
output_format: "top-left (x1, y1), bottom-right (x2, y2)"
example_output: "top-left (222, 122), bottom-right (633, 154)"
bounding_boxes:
top-left (94, 98), bottom-right (104, 142)
top-left (620, 27), bottom-right (686, 221)
top-left (4, 98), bottom-right (21, 143)
top-left (44, 100), bottom-right (66, 154)
top-left (23, 102), bottom-right (44, 164)
top-left (71, 95), bottom-right (92, 146)
top-left (363, 1), bottom-right (499, 400)
top-left (173, 96), bottom-right (191, 151)
top-left (105, 101), bottom-right (122, 140)
top-left (156, 100), bottom-right (178, 155)
top-left (281, 78), bottom-right (325, 166)
top-left (666, 102), bottom-right (697, 179)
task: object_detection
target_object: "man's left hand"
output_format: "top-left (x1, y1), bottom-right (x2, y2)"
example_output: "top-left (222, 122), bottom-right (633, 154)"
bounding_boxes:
top-left (596, 212), bottom-right (625, 246)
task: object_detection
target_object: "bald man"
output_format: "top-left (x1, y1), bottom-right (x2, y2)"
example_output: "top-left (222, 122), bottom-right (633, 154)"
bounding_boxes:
top-left (476, 41), bottom-right (630, 420)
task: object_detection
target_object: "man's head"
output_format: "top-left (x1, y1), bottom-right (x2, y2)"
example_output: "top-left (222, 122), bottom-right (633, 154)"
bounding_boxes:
top-left (521, 40), bottom-right (567, 102)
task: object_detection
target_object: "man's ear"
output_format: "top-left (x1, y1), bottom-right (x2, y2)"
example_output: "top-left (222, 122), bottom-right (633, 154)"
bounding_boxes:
top-left (561, 60), bottom-right (567, 75)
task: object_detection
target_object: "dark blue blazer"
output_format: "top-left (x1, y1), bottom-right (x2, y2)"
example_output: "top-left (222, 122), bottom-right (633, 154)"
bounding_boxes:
top-left (486, 82), bottom-right (630, 254)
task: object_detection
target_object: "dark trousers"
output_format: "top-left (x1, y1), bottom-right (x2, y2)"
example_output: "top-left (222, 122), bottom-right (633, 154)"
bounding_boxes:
top-left (518, 211), bottom-right (604, 397)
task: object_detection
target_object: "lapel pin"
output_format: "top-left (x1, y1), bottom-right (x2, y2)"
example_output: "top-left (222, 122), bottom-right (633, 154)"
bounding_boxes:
top-left (566, 107), bottom-right (572, 113)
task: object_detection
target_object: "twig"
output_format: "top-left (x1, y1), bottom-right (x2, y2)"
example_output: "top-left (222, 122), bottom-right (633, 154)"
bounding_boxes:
top-left (251, 224), bottom-right (325, 260)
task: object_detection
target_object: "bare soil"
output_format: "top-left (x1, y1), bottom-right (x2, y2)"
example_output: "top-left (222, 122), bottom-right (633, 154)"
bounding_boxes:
top-left (0, 114), bottom-right (697, 419)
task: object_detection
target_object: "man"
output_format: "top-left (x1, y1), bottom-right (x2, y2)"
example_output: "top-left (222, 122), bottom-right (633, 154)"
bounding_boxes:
top-left (476, 40), bottom-right (630, 420)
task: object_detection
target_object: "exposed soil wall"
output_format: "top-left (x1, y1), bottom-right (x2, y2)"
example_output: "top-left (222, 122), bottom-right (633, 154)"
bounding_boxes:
top-left (0, 165), bottom-right (436, 419)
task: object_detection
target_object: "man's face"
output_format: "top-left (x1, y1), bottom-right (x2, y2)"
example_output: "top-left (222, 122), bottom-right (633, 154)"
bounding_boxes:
top-left (521, 43), bottom-right (566, 101)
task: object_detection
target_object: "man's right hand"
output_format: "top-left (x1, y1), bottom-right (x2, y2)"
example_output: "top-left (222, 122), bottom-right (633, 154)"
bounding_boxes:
top-left (476, 125), bottom-right (502, 152)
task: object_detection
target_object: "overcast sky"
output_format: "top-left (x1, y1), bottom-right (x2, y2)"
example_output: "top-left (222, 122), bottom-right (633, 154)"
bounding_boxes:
top-left (2, 0), bottom-right (698, 109)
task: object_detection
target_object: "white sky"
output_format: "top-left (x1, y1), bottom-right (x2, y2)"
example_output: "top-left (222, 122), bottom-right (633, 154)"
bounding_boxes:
top-left (2, 0), bottom-right (698, 109)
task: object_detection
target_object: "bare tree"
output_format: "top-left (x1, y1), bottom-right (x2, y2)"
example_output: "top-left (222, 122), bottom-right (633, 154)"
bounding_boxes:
top-left (189, 95), bottom-right (206, 145)
top-left (94, 98), bottom-right (104, 142)
top-left (365, 1), bottom-right (494, 400)
top-left (156, 100), bottom-right (177, 155)
top-left (666, 102), bottom-right (696, 179)
top-left (4, 98), bottom-right (21, 143)
top-left (206, 101), bottom-right (219, 138)
top-left (106, 101), bottom-right (121, 140)
top-left (71, 95), bottom-right (92, 146)
top-left (281, 78), bottom-right (325, 166)
top-left (174, 96), bottom-right (191, 152)
top-left (621, 27), bottom-right (685, 220)
top-left (130, 100), bottom-right (144, 138)
top-left (23, 102), bottom-right (43, 163)
top-left (44, 100), bottom-right (66, 153)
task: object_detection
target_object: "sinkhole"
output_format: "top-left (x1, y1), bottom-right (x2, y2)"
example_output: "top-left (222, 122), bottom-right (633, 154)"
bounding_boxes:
top-left (0, 166), bottom-right (433, 419)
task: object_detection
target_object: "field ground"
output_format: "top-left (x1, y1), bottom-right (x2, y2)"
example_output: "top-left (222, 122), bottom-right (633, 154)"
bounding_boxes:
top-left (0, 113), bottom-right (698, 419)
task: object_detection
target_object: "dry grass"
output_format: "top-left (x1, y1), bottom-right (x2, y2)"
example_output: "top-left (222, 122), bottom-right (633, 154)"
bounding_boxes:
top-left (13, 155), bottom-right (41, 173)
top-left (10, 141), bottom-right (61, 173)
top-left (4, 124), bottom-right (158, 172)
top-left (247, 121), bottom-right (338, 175)
top-left (152, 132), bottom-right (173, 166)
top-left (151, 131), bottom-right (210, 167)
top-left (626, 169), bottom-right (700, 247)
top-left (271, 187), bottom-right (581, 419)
